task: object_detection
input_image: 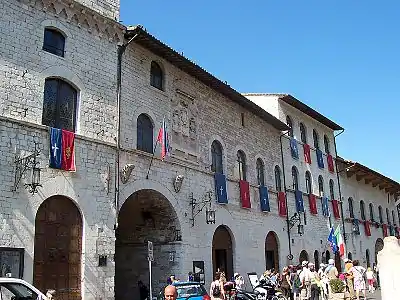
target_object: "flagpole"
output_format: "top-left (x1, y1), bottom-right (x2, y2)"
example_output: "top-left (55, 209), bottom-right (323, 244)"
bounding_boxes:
top-left (146, 140), bottom-right (159, 180)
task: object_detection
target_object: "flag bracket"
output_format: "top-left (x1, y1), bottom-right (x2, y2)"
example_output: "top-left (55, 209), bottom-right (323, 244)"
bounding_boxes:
top-left (12, 142), bottom-right (42, 194)
top-left (189, 191), bottom-right (215, 227)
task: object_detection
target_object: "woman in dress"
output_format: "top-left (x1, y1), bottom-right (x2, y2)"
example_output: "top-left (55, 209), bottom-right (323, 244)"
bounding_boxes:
top-left (350, 260), bottom-right (367, 300)
top-left (365, 267), bottom-right (375, 293)
top-left (280, 267), bottom-right (292, 299)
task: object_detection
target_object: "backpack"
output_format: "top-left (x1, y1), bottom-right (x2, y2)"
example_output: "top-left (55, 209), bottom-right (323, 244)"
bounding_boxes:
top-left (294, 275), bottom-right (301, 289)
top-left (212, 281), bottom-right (221, 297)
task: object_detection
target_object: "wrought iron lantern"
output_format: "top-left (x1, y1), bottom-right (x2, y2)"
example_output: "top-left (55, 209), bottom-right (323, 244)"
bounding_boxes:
top-left (297, 224), bottom-right (304, 236)
top-left (206, 207), bottom-right (216, 224)
top-left (288, 212), bottom-right (304, 236)
top-left (13, 142), bottom-right (42, 194)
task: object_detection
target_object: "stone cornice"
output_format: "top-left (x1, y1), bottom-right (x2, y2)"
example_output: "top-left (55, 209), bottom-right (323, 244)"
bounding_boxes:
top-left (18, 0), bottom-right (126, 43)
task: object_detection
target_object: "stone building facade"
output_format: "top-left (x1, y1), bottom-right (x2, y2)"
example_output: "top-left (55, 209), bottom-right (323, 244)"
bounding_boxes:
top-left (0, 1), bottom-right (399, 300)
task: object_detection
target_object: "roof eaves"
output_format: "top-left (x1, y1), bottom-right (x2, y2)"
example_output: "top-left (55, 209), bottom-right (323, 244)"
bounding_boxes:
top-left (279, 94), bottom-right (344, 131)
top-left (125, 26), bottom-right (289, 132)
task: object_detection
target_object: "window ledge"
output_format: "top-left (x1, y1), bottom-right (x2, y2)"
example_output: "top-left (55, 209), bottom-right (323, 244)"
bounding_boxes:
top-left (149, 84), bottom-right (168, 97)
top-left (40, 49), bottom-right (66, 60)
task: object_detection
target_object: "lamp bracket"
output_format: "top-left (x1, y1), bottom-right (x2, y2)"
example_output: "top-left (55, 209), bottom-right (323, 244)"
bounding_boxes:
top-left (13, 142), bottom-right (40, 192)
top-left (189, 191), bottom-right (212, 227)
top-left (288, 212), bottom-right (301, 230)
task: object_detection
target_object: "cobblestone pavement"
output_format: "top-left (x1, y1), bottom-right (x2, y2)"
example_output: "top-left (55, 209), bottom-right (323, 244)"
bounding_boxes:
top-left (365, 289), bottom-right (381, 300)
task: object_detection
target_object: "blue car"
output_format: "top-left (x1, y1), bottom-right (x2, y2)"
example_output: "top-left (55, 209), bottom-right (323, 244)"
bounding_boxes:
top-left (158, 281), bottom-right (210, 300)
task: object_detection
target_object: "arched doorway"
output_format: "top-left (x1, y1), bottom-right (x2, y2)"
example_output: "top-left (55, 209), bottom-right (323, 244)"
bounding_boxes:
top-left (366, 249), bottom-right (371, 267)
top-left (334, 252), bottom-right (342, 273)
top-left (212, 226), bottom-right (234, 280)
top-left (323, 250), bottom-right (331, 264)
top-left (314, 250), bottom-right (320, 269)
top-left (265, 231), bottom-right (279, 272)
top-left (299, 250), bottom-right (308, 264)
top-left (348, 252), bottom-right (352, 261)
top-left (33, 196), bottom-right (83, 300)
top-left (115, 190), bottom-right (181, 300)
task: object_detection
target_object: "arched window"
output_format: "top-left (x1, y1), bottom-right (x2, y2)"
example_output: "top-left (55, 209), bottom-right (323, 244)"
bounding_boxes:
top-left (369, 203), bottom-right (374, 221)
top-left (150, 61), bottom-right (163, 90)
top-left (137, 114), bottom-right (153, 153)
top-left (360, 200), bottom-right (366, 221)
top-left (314, 250), bottom-right (320, 270)
top-left (305, 171), bottom-right (312, 195)
top-left (392, 210), bottom-right (396, 225)
top-left (237, 150), bottom-right (246, 181)
top-left (386, 208), bottom-right (391, 224)
top-left (256, 158), bottom-right (265, 186)
top-left (291, 166), bottom-right (299, 191)
top-left (378, 205), bottom-right (383, 223)
top-left (329, 179), bottom-right (335, 199)
top-left (286, 116), bottom-right (294, 137)
top-left (300, 123), bottom-right (307, 144)
top-left (324, 135), bottom-right (330, 154)
top-left (42, 78), bottom-right (77, 132)
top-left (275, 166), bottom-right (282, 192)
top-left (366, 249), bottom-right (371, 267)
top-left (43, 28), bottom-right (65, 57)
top-left (348, 252), bottom-right (353, 261)
top-left (318, 176), bottom-right (324, 197)
top-left (348, 197), bottom-right (354, 218)
top-left (211, 140), bottom-right (223, 174)
top-left (313, 129), bottom-right (319, 149)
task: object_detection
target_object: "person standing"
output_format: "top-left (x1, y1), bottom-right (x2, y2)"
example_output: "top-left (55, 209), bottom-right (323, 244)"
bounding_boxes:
top-left (280, 267), bottom-right (292, 299)
top-left (234, 273), bottom-right (245, 290)
top-left (299, 261), bottom-right (312, 300)
top-left (164, 285), bottom-right (178, 300)
top-left (344, 258), bottom-right (355, 300)
top-left (366, 267), bottom-right (375, 294)
top-left (210, 272), bottom-right (224, 300)
top-left (308, 263), bottom-right (320, 300)
top-left (349, 260), bottom-right (367, 300)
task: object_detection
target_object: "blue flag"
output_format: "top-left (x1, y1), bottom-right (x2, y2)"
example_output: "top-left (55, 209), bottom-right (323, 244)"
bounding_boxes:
top-left (295, 190), bottom-right (304, 213)
top-left (290, 138), bottom-right (299, 159)
top-left (49, 127), bottom-right (62, 169)
top-left (214, 173), bottom-right (228, 204)
top-left (259, 186), bottom-right (270, 212)
top-left (316, 148), bottom-right (324, 168)
top-left (328, 227), bottom-right (338, 253)
top-left (322, 197), bottom-right (330, 217)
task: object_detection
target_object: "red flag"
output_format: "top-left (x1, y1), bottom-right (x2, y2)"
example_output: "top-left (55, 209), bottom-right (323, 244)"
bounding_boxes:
top-left (308, 194), bottom-right (318, 215)
top-left (332, 200), bottom-right (340, 219)
top-left (364, 221), bottom-right (371, 236)
top-left (61, 129), bottom-right (76, 171)
top-left (239, 180), bottom-right (251, 209)
top-left (278, 192), bottom-right (287, 217)
top-left (303, 144), bottom-right (311, 164)
top-left (157, 118), bottom-right (170, 161)
top-left (327, 154), bottom-right (335, 173)
top-left (382, 224), bottom-right (388, 237)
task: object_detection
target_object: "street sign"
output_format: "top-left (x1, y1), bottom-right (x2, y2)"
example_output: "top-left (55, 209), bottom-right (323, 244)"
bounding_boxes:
top-left (148, 241), bottom-right (154, 261)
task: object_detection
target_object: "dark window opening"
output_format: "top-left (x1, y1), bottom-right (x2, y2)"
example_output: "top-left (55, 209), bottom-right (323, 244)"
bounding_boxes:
top-left (348, 198), bottom-right (354, 218)
top-left (237, 150), bottom-right (246, 181)
top-left (43, 28), bottom-right (65, 57)
top-left (313, 129), bottom-right (319, 149)
top-left (286, 116), bottom-right (293, 137)
top-left (360, 200), bottom-right (366, 220)
top-left (300, 123), bottom-right (307, 144)
top-left (42, 78), bottom-right (77, 131)
top-left (137, 114), bottom-right (154, 153)
top-left (291, 166), bottom-right (299, 191)
top-left (211, 140), bottom-right (223, 174)
top-left (150, 61), bottom-right (163, 90)
top-left (305, 171), bottom-right (312, 194)
top-left (275, 166), bottom-right (282, 192)
top-left (256, 158), bottom-right (265, 186)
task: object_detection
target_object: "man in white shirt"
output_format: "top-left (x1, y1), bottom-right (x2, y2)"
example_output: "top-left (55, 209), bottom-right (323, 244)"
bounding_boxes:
top-left (299, 261), bottom-right (312, 300)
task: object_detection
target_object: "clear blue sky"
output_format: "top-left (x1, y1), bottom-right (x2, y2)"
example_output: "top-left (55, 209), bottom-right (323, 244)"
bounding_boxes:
top-left (120, 0), bottom-right (399, 182)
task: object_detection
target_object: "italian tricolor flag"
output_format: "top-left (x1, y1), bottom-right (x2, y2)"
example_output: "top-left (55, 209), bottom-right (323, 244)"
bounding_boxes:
top-left (334, 225), bottom-right (345, 258)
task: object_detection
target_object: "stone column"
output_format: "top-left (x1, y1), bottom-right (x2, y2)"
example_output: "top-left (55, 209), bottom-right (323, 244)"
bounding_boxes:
top-left (377, 236), bottom-right (400, 300)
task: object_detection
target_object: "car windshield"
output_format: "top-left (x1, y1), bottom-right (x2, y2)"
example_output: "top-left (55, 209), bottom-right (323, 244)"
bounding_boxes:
top-left (0, 282), bottom-right (39, 300)
top-left (176, 284), bottom-right (206, 298)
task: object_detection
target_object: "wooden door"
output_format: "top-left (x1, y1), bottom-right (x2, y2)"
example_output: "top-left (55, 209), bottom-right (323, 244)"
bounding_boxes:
top-left (34, 196), bottom-right (82, 300)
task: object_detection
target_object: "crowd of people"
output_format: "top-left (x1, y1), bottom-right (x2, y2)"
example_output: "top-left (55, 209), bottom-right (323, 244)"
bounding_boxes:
top-left (252, 258), bottom-right (377, 300)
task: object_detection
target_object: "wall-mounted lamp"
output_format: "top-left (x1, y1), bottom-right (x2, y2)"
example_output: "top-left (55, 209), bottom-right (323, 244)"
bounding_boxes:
top-left (13, 142), bottom-right (42, 194)
top-left (173, 229), bottom-right (182, 242)
top-left (189, 191), bottom-right (215, 227)
top-left (288, 213), bottom-right (304, 236)
top-left (169, 252), bottom-right (175, 262)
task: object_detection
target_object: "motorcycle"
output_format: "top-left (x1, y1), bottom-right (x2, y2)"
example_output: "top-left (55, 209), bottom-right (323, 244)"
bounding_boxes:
top-left (235, 272), bottom-right (286, 300)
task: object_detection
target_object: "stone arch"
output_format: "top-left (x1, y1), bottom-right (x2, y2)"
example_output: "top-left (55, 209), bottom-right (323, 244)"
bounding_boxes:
top-left (265, 231), bottom-right (279, 271)
top-left (299, 250), bottom-right (309, 264)
top-left (323, 250), bottom-right (331, 264)
top-left (41, 19), bottom-right (73, 39)
top-left (212, 225), bottom-right (235, 280)
top-left (33, 196), bottom-right (83, 300)
top-left (41, 66), bottom-right (84, 91)
top-left (115, 189), bottom-right (182, 300)
top-left (207, 135), bottom-right (228, 175)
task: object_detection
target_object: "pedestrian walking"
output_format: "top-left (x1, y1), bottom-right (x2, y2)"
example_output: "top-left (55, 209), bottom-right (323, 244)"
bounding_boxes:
top-left (366, 267), bottom-right (375, 294)
top-left (299, 261), bottom-right (312, 300)
top-left (308, 263), bottom-right (320, 300)
top-left (280, 266), bottom-right (292, 299)
top-left (349, 260), bottom-right (367, 300)
top-left (344, 258), bottom-right (355, 300)
top-left (210, 272), bottom-right (224, 300)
